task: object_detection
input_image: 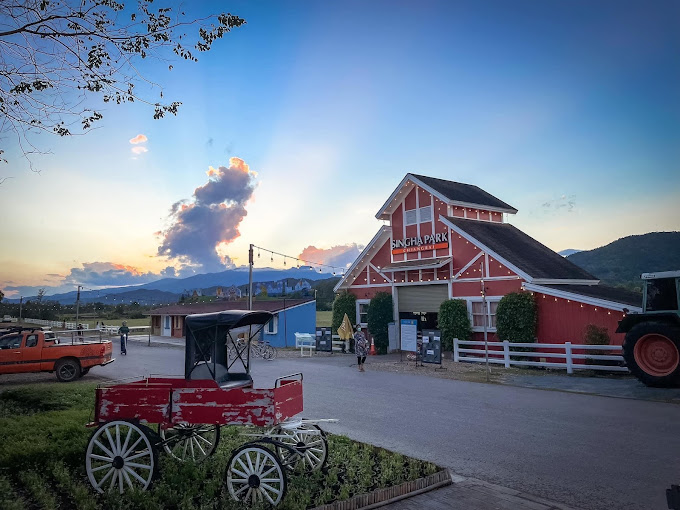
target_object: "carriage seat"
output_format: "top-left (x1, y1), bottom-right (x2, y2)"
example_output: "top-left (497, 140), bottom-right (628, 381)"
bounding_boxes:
top-left (189, 362), bottom-right (253, 389)
top-left (218, 372), bottom-right (253, 390)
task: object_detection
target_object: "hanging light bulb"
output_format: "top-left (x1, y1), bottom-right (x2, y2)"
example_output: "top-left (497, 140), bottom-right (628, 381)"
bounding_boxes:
top-left (284, 258), bottom-right (286, 266)
top-left (258, 249), bottom-right (260, 258)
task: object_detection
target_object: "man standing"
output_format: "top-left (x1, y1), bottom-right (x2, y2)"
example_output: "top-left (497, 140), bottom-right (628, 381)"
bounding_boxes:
top-left (118, 321), bottom-right (129, 355)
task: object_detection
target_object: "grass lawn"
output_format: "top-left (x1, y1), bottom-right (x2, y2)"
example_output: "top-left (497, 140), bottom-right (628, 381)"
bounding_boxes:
top-left (0, 383), bottom-right (439, 510)
top-left (316, 311), bottom-right (332, 328)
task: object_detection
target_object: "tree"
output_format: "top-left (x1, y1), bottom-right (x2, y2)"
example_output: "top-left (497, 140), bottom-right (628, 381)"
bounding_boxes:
top-left (331, 292), bottom-right (356, 334)
top-left (0, 289), bottom-right (3, 302)
top-left (0, 1), bottom-right (245, 169)
top-left (366, 292), bottom-right (393, 354)
top-left (495, 292), bottom-right (537, 344)
top-left (438, 299), bottom-right (472, 351)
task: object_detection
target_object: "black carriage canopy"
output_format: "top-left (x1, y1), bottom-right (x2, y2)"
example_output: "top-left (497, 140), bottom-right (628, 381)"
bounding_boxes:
top-left (184, 310), bottom-right (274, 385)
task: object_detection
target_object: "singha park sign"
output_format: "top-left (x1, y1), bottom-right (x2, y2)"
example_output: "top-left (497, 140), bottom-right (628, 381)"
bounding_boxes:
top-left (391, 232), bottom-right (449, 255)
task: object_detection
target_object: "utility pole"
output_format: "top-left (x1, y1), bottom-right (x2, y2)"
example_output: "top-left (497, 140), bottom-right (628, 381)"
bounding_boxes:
top-left (480, 261), bottom-right (490, 382)
top-left (19, 296), bottom-right (23, 322)
top-left (75, 285), bottom-right (83, 327)
top-left (248, 244), bottom-right (254, 310)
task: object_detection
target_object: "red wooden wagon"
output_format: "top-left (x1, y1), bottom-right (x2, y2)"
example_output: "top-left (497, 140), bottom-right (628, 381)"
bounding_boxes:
top-left (84, 310), bottom-right (331, 506)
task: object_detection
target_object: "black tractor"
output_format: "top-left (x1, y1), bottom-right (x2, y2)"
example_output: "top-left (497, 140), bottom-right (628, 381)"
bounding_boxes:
top-left (617, 271), bottom-right (680, 387)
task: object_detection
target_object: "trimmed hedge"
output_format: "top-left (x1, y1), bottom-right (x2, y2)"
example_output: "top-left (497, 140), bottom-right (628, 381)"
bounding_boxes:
top-left (438, 299), bottom-right (472, 351)
top-left (367, 292), bottom-right (393, 354)
top-left (495, 292), bottom-right (537, 344)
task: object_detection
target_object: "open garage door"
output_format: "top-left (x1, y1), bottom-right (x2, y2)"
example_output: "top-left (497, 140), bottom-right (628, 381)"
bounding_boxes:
top-left (397, 285), bottom-right (448, 313)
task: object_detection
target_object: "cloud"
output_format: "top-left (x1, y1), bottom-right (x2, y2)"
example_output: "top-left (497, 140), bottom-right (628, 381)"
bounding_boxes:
top-left (542, 194), bottom-right (576, 214)
top-left (2, 261), bottom-right (173, 299)
top-left (157, 157), bottom-right (257, 272)
top-left (297, 244), bottom-right (362, 269)
top-left (131, 146), bottom-right (148, 155)
top-left (129, 134), bottom-right (148, 144)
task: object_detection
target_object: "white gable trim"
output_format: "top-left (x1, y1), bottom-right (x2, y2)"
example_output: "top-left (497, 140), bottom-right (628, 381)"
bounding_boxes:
top-left (522, 283), bottom-right (642, 313)
top-left (333, 226), bottom-right (391, 292)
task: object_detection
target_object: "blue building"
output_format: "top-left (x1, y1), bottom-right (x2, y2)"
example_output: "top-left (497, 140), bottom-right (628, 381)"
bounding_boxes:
top-left (149, 298), bottom-right (316, 347)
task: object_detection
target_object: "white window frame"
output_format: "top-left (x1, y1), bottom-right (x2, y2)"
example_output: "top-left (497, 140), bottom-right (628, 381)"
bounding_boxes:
top-left (418, 205), bottom-right (432, 223)
top-left (465, 298), bottom-right (500, 332)
top-left (404, 209), bottom-right (417, 226)
top-left (356, 299), bottom-right (370, 326)
top-left (265, 315), bottom-right (278, 335)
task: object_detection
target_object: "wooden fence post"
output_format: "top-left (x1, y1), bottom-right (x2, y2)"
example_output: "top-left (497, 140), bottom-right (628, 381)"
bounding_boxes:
top-left (503, 340), bottom-right (510, 368)
top-left (565, 342), bottom-right (573, 374)
top-left (453, 338), bottom-right (459, 362)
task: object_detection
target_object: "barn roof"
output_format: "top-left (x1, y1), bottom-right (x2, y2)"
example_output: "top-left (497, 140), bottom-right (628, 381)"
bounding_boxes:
top-left (411, 174), bottom-right (518, 213)
top-left (533, 284), bottom-right (642, 308)
top-left (443, 217), bottom-right (598, 282)
top-left (149, 298), bottom-right (315, 316)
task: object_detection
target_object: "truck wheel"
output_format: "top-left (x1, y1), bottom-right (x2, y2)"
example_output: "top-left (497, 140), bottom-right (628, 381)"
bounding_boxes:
top-left (623, 322), bottom-right (680, 387)
top-left (55, 359), bottom-right (81, 382)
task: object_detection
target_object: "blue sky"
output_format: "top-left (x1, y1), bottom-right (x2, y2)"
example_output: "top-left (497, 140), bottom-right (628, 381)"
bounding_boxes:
top-left (1, 0), bottom-right (678, 297)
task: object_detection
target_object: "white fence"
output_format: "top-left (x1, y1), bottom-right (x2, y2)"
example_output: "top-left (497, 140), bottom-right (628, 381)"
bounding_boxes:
top-left (453, 338), bottom-right (627, 374)
top-left (295, 332), bottom-right (347, 356)
top-left (23, 318), bottom-right (89, 330)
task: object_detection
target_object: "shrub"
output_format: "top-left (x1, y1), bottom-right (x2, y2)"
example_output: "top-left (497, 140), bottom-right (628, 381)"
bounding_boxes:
top-left (495, 292), bottom-right (537, 344)
top-left (331, 292), bottom-right (356, 334)
top-left (367, 292), bottom-right (393, 354)
top-left (584, 324), bottom-right (611, 366)
top-left (438, 299), bottom-right (472, 351)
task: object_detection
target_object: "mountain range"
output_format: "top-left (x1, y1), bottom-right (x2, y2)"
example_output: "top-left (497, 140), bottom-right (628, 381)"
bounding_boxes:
top-left (6, 232), bottom-right (678, 304)
top-left (566, 231), bottom-right (680, 291)
top-left (5, 267), bottom-right (336, 304)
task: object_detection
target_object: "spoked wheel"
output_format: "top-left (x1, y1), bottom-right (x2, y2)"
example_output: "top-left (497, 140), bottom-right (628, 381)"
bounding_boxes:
top-left (263, 345), bottom-right (277, 361)
top-left (158, 424), bottom-right (220, 463)
top-left (85, 421), bottom-right (157, 494)
top-left (226, 444), bottom-right (287, 506)
top-left (274, 423), bottom-right (328, 471)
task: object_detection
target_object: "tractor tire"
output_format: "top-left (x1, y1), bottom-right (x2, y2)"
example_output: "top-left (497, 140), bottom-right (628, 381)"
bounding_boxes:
top-left (55, 358), bottom-right (81, 382)
top-left (622, 322), bottom-right (680, 387)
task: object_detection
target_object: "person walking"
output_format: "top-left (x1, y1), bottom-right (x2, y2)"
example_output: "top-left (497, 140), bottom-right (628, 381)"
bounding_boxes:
top-left (118, 321), bottom-right (129, 355)
top-left (354, 325), bottom-right (368, 372)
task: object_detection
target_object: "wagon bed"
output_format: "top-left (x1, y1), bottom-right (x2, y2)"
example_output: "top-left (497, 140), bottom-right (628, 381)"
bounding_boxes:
top-left (94, 375), bottom-right (303, 427)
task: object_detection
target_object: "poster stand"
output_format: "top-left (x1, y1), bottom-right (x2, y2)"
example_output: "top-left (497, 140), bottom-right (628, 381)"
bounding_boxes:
top-left (399, 319), bottom-right (418, 366)
top-left (421, 329), bottom-right (446, 371)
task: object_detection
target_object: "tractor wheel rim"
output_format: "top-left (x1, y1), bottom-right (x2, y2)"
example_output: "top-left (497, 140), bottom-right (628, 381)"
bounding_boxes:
top-left (634, 334), bottom-right (679, 377)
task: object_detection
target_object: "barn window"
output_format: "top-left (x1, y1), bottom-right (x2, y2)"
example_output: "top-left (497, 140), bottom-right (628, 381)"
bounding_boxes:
top-left (469, 300), bottom-right (499, 331)
top-left (405, 209), bottom-right (417, 226)
top-left (265, 316), bottom-right (278, 335)
top-left (356, 299), bottom-right (370, 326)
top-left (419, 206), bottom-right (432, 222)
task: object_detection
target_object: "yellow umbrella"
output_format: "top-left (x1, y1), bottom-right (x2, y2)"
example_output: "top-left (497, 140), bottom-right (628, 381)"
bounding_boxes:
top-left (337, 313), bottom-right (354, 340)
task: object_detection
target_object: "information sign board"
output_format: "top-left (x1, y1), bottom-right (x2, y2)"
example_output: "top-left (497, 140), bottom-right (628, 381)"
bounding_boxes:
top-left (421, 329), bottom-right (442, 364)
top-left (400, 319), bottom-right (418, 352)
top-left (315, 328), bottom-right (333, 352)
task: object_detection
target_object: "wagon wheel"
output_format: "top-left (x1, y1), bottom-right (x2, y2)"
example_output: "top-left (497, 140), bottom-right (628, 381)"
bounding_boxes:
top-left (85, 421), bottom-right (157, 494)
top-left (158, 424), bottom-right (220, 463)
top-left (274, 423), bottom-right (328, 471)
top-left (226, 444), bottom-right (287, 506)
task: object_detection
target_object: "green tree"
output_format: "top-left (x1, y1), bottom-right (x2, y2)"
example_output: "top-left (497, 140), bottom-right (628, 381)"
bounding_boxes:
top-left (331, 292), bottom-right (356, 333)
top-left (0, 1), bottom-right (245, 169)
top-left (495, 292), bottom-right (537, 344)
top-left (438, 299), bottom-right (472, 351)
top-left (367, 292), bottom-right (393, 354)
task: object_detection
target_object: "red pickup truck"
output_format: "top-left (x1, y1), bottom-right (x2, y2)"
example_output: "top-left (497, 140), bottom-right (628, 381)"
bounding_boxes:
top-left (0, 328), bottom-right (114, 382)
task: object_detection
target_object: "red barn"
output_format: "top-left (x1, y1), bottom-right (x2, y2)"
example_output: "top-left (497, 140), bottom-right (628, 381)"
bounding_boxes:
top-left (334, 174), bottom-right (642, 348)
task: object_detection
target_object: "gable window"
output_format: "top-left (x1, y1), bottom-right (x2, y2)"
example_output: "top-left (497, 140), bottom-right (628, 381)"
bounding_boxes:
top-left (405, 209), bottom-right (417, 226)
top-left (468, 299), bottom-right (499, 331)
top-left (419, 206), bottom-right (432, 222)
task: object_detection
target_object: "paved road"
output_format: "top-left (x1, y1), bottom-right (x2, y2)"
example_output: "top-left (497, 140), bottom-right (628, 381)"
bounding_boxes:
top-left (7, 341), bottom-right (678, 510)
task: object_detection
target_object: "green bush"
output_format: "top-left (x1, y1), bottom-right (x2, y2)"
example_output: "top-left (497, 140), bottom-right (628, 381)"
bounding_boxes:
top-left (438, 299), bottom-right (472, 351)
top-left (495, 292), bottom-right (537, 344)
top-left (584, 324), bottom-right (611, 366)
top-left (331, 292), bottom-right (356, 333)
top-left (367, 292), bottom-right (393, 354)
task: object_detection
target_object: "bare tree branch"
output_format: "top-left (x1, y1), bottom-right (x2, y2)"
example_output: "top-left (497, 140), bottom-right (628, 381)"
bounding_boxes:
top-left (0, 0), bottom-right (246, 171)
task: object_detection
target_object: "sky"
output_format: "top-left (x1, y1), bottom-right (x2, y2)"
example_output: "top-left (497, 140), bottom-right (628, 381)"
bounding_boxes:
top-left (1, 0), bottom-right (679, 298)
